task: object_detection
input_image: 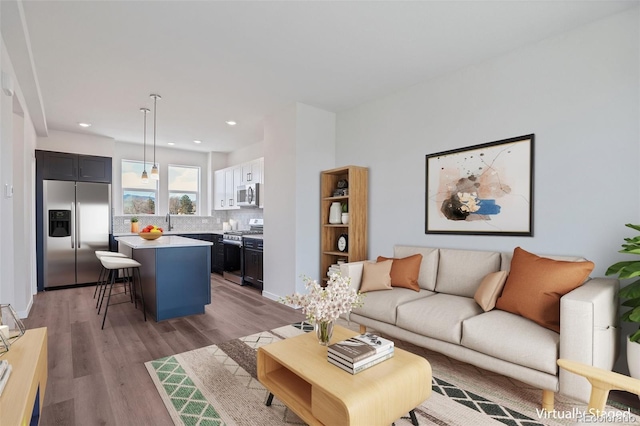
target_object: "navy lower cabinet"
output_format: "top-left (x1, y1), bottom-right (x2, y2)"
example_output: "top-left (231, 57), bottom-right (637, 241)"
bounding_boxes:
top-left (243, 237), bottom-right (263, 290)
top-left (132, 245), bottom-right (211, 321)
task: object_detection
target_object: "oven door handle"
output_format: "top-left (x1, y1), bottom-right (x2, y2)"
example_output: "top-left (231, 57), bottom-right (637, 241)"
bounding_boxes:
top-left (223, 240), bottom-right (243, 247)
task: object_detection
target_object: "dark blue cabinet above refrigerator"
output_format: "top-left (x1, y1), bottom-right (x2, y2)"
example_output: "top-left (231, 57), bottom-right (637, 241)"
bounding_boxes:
top-left (39, 151), bottom-right (112, 183)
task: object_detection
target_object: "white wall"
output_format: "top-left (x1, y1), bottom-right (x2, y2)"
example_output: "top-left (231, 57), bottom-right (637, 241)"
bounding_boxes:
top-left (337, 9), bottom-right (639, 274)
top-left (263, 103), bottom-right (336, 300)
top-left (336, 9), bottom-right (639, 371)
top-left (263, 104), bottom-right (297, 300)
top-left (226, 141), bottom-right (264, 166)
top-left (1, 36), bottom-right (38, 317)
top-left (37, 129), bottom-right (115, 157)
top-left (295, 104), bottom-right (336, 289)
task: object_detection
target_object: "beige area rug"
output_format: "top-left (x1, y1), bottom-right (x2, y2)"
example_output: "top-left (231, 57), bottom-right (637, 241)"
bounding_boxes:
top-left (145, 320), bottom-right (639, 426)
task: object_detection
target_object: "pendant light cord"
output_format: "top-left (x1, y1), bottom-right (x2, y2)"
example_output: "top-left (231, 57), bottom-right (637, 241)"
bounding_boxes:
top-left (141, 108), bottom-right (148, 170)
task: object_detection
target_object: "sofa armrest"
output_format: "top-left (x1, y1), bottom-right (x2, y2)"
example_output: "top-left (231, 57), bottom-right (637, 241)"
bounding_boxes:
top-left (339, 261), bottom-right (366, 292)
top-left (559, 277), bottom-right (619, 402)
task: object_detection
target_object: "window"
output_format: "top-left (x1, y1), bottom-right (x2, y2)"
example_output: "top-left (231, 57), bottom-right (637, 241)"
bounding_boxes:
top-left (122, 160), bottom-right (157, 214)
top-left (168, 164), bottom-right (200, 215)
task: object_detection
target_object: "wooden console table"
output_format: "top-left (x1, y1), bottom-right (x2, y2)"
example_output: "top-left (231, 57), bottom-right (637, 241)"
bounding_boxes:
top-left (0, 327), bottom-right (48, 425)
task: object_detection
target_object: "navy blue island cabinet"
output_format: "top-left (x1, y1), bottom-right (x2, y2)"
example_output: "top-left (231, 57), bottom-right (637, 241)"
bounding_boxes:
top-left (116, 235), bottom-right (212, 321)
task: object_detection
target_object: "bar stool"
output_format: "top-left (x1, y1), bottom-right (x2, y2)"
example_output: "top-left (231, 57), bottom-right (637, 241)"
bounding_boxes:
top-left (98, 256), bottom-right (146, 329)
top-left (94, 251), bottom-right (129, 303)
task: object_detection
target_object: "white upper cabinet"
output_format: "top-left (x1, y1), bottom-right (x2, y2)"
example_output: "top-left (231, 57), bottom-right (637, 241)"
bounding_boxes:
top-left (240, 158), bottom-right (263, 186)
top-left (213, 157), bottom-right (264, 210)
top-left (213, 169), bottom-right (226, 210)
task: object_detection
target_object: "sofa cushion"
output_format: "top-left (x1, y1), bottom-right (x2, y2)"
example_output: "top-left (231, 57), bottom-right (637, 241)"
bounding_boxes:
top-left (495, 247), bottom-right (594, 333)
top-left (461, 310), bottom-right (560, 375)
top-left (360, 260), bottom-right (393, 292)
top-left (393, 246), bottom-right (439, 291)
top-left (351, 288), bottom-right (434, 325)
top-left (474, 271), bottom-right (508, 311)
top-left (396, 294), bottom-right (483, 345)
top-left (377, 254), bottom-right (422, 291)
top-left (435, 249), bottom-right (501, 298)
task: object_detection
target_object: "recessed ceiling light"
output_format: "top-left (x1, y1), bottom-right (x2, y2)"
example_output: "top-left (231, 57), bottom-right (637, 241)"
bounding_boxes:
top-left (78, 122), bottom-right (92, 128)
top-left (225, 120), bottom-right (237, 126)
top-left (194, 140), bottom-right (202, 144)
top-left (167, 142), bottom-right (175, 146)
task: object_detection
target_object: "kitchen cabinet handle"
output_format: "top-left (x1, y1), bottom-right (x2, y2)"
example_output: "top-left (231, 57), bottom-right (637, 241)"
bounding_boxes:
top-left (70, 202), bottom-right (75, 248)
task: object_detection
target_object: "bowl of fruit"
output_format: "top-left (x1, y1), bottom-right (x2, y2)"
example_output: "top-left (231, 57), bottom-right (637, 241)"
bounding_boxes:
top-left (139, 225), bottom-right (164, 240)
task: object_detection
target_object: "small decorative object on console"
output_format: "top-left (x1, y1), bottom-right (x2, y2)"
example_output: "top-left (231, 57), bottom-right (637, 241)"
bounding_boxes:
top-left (281, 274), bottom-right (364, 346)
top-left (0, 304), bottom-right (26, 353)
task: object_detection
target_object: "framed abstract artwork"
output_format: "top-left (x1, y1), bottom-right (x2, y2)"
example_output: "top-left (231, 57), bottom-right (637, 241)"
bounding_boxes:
top-left (425, 134), bottom-right (534, 236)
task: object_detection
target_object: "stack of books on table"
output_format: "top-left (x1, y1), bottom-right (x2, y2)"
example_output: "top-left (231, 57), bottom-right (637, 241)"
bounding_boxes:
top-left (0, 359), bottom-right (12, 396)
top-left (327, 333), bottom-right (394, 374)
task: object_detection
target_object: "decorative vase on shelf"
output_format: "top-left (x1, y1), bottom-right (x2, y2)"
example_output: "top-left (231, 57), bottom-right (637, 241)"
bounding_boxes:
top-left (315, 320), bottom-right (334, 346)
top-left (329, 202), bottom-right (342, 224)
top-left (341, 213), bottom-right (349, 224)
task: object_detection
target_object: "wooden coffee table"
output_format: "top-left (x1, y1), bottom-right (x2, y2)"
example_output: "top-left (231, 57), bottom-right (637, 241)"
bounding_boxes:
top-left (257, 325), bottom-right (432, 425)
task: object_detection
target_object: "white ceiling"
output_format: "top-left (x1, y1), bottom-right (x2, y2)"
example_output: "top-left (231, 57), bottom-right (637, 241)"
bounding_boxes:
top-left (3, 1), bottom-right (637, 153)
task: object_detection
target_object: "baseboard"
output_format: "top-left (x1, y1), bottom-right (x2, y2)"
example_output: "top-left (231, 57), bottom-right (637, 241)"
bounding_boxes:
top-left (16, 297), bottom-right (33, 319)
top-left (261, 290), bottom-right (280, 302)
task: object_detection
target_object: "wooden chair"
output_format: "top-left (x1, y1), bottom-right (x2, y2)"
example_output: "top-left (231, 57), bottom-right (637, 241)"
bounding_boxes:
top-left (557, 358), bottom-right (640, 414)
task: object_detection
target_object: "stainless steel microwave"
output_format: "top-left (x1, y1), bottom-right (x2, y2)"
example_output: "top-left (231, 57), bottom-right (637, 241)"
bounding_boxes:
top-left (237, 183), bottom-right (261, 207)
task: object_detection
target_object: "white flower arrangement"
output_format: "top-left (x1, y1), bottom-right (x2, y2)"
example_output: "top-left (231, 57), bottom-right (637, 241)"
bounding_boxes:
top-left (282, 273), bottom-right (364, 324)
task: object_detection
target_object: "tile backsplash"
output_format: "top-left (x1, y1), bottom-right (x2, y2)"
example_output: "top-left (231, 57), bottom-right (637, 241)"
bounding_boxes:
top-left (113, 209), bottom-right (263, 234)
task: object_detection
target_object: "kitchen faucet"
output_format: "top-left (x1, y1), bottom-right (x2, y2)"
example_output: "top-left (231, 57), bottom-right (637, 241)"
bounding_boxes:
top-left (165, 213), bottom-right (174, 231)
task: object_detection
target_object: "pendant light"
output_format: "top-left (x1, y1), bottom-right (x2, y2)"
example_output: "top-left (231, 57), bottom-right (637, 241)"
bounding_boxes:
top-left (150, 94), bottom-right (161, 180)
top-left (140, 107), bottom-right (150, 184)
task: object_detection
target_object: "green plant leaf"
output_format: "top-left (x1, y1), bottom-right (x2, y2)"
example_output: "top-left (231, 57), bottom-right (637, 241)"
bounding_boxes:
top-left (618, 263), bottom-right (640, 279)
top-left (606, 261), bottom-right (636, 275)
top-left (630, 330), bottom-right (640, 343)
top-left (619, 248), bottom-right (640, 255)
top-left (621, 309), bottom-right (633, 322)
top-left (629, 306), bottom-right (640, 323)
top-left (620, 282), bottom-right (640, 300)
top-left (622, 298), bottom-right (640, 307)
top-left (626, 224), bottom-right (640, 232)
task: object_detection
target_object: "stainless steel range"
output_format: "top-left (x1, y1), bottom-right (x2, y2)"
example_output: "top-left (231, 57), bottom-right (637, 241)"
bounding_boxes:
top-left (222, 219), bottom-right (263, 285)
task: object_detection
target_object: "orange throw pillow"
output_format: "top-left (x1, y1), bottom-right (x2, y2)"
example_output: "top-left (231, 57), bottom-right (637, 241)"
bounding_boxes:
top-left (495, 247), bottom-right (594, 333)
top-left (376, 254), bottom-right (423, 292)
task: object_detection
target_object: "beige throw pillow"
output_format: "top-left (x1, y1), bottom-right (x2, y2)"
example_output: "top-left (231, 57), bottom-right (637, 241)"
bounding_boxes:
top-left (360, 260), bottom-right (393, 293)
top-left (474, 271), bottom-right (509, 311)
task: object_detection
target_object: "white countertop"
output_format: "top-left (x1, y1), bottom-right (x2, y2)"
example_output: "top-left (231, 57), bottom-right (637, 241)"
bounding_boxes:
top-left (116, 235), bottom-right (213, 249)
top-left (113, 230), bottom-right (225, 237)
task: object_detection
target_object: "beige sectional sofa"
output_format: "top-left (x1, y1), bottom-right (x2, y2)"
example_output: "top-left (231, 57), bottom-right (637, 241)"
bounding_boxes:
top-left (339, 245), bottom-right (619, 408)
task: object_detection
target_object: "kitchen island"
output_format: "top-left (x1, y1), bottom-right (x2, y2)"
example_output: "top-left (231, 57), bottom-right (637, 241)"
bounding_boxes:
top-left (116, 235), bottom-right (212, 321)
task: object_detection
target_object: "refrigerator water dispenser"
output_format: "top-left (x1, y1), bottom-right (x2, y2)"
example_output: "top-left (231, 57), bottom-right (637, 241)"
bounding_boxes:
top-left (49, 210), bottom-right (71, 237)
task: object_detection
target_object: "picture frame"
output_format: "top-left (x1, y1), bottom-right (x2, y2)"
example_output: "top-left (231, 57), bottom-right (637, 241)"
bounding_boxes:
top-left (425, 134), bottom-right (534, 236)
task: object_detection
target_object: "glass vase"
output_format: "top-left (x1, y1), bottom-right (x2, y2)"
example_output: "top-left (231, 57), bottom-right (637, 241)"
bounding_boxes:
top-left (315, 320), bottom-right (334, 346)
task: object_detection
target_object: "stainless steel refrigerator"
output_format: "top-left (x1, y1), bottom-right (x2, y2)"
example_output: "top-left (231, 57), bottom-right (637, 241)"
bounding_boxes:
top-left (43, 180), bottom-right (111, 288)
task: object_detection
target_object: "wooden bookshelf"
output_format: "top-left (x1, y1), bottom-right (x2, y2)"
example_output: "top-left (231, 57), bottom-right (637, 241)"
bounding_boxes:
top-left (320, 166), bottom-right (368, 281)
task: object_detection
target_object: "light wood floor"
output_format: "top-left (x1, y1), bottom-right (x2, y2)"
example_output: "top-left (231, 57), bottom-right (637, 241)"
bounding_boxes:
top-left (23, 274), bottom-right (305, 426)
